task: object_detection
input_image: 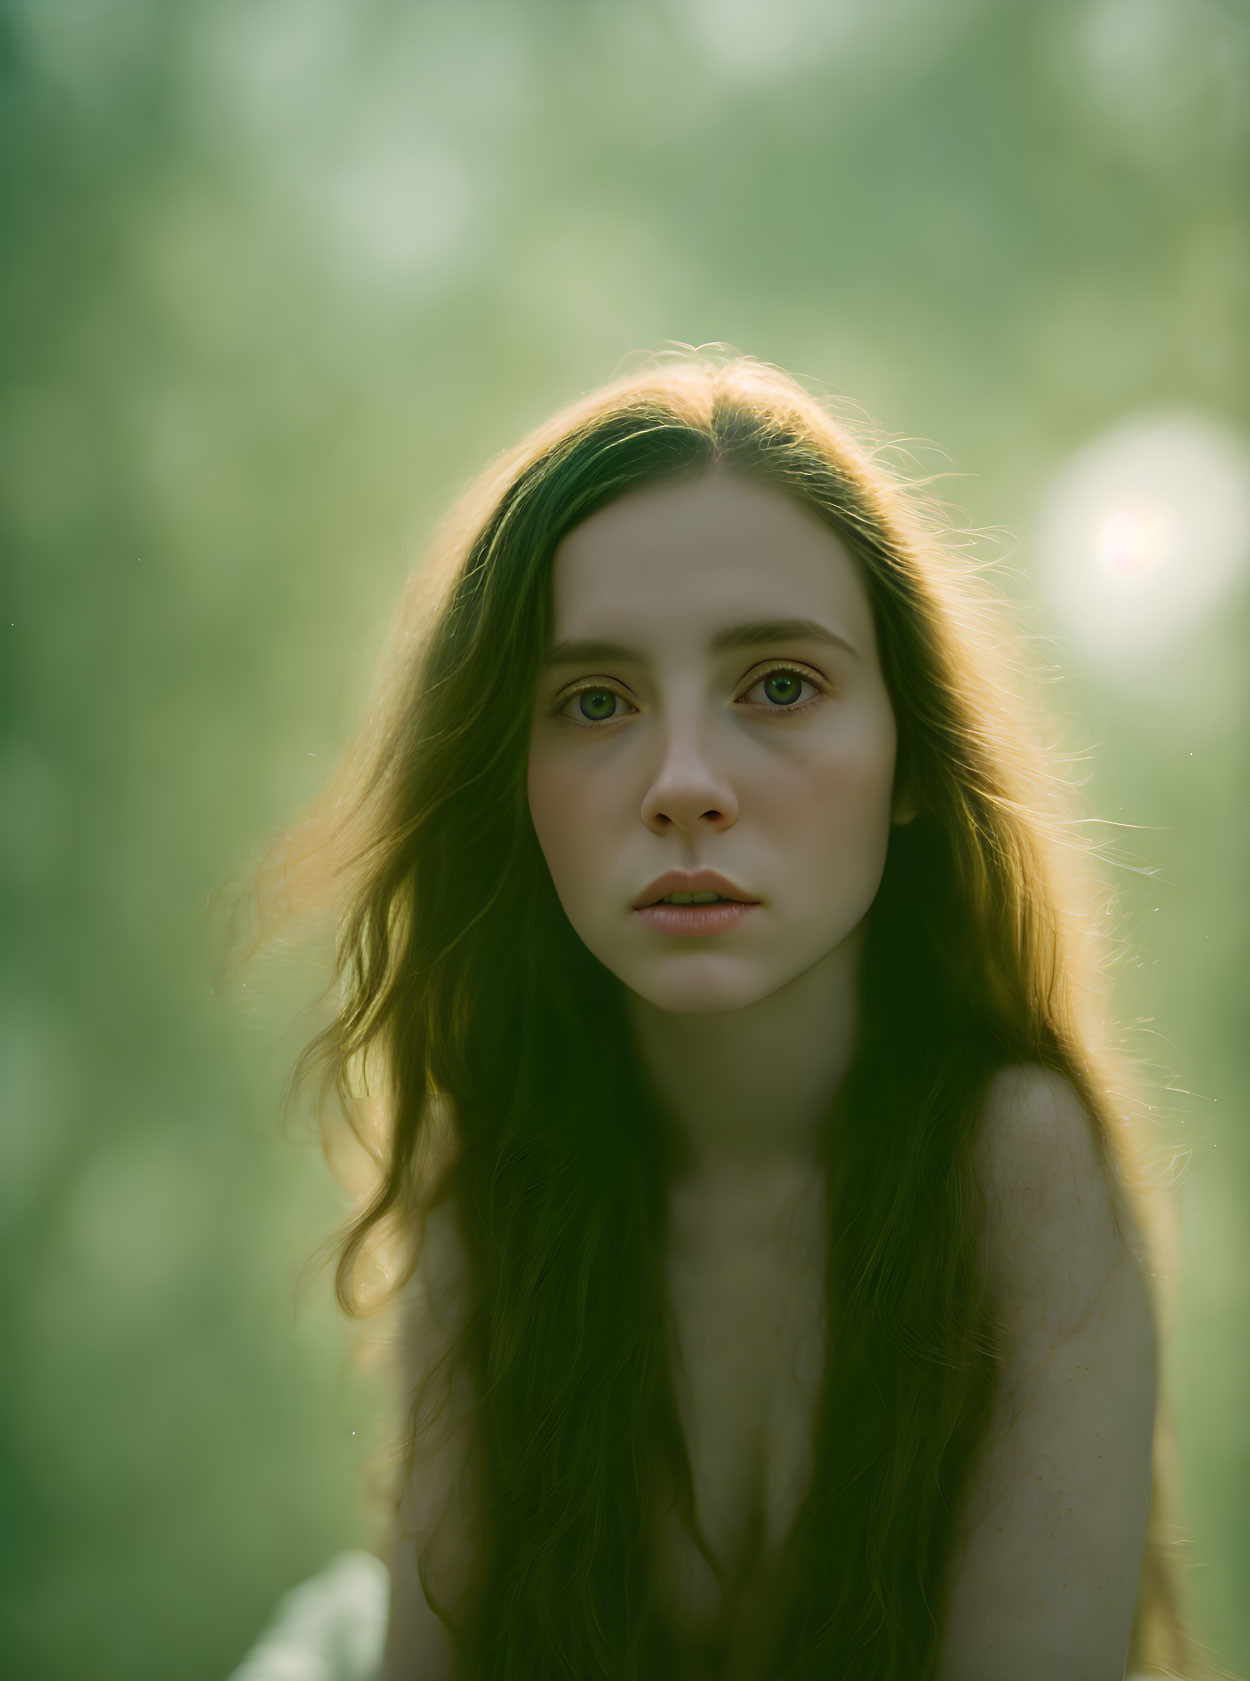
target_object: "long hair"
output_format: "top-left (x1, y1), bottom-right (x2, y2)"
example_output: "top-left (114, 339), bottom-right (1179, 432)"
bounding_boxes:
top-left (215, 350), bottom-right (1227, 1679)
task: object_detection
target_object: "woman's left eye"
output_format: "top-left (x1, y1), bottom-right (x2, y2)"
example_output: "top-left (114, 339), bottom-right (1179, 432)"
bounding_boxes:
top-left (741, 665), bottom-right (822, 711)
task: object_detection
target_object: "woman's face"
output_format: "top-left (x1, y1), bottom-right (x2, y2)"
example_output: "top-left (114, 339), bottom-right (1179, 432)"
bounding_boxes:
top-left (526, 468), bottom-right (907, 1015)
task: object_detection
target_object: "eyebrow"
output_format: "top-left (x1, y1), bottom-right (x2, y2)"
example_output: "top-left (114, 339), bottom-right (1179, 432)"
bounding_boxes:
top-left (539, 616), bottom-right (861, 671)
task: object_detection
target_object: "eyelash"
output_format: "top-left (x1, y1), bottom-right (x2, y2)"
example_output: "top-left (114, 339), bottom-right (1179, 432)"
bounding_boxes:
top-left (550, 662), bottom-right (829, 728)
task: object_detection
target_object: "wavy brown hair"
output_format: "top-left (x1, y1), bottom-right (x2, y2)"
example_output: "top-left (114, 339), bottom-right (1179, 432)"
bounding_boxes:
top-left (216, 350), bottom-right (1230, 1679)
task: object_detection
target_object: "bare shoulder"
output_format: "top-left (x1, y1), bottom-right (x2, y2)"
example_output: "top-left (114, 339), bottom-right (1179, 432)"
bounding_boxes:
top-left (974, 1063), bottom-right (1151, 1352)
top-left (380, 1194), bottom-right (483, 1681)
top-left (937, 1065), bottom-right (1159, 1680)
top-left (978, 1061), bottom-right (1102, 1158)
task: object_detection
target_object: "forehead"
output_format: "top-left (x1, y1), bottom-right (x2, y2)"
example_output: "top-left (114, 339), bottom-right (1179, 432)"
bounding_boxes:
top-left (548, 470), bottom-right (874, 645)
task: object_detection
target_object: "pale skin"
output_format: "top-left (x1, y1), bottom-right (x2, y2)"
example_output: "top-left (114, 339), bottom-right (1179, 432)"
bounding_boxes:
top-left (525, 467), bottom-right (1156, 1676)
top-left (527, 465), bottom-right (916, 1212)
top-left (380, 468), bottom-right (1157, 1679)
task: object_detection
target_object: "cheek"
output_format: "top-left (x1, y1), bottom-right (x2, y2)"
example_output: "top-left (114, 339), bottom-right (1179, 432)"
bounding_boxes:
top-left (526, 752), bottom-right (560, 855)
top-left (788, 728), bottom-right (897, 871)
top-left (527, 752), bottom-right (597, 884)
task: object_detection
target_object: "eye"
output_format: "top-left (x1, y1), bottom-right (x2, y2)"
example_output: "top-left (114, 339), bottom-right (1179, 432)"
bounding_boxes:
top-left (738, 663), bottom-right (825, 713)
top-left (556, 683), bottom-right (637, 726)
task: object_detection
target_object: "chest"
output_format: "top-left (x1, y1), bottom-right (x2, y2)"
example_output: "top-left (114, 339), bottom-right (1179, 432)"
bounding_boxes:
top-left (653, 1176), bottom-right (828, 1649)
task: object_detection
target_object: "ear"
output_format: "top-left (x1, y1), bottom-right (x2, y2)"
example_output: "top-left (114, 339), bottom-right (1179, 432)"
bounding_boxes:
top-left (892, 783), bottom-right (919, 826)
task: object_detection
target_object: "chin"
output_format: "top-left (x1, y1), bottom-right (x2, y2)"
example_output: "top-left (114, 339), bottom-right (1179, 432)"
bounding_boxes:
top-left (622, 965), bottom-right (777, 1016)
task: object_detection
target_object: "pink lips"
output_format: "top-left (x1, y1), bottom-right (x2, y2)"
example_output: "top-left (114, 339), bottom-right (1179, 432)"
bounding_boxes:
top-left (634, 901), bottom-right (757, 936)
top-left (632, 868), bottom-right (757, 909)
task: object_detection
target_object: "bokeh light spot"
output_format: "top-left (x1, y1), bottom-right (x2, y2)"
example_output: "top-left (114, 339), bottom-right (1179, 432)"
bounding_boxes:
top-left (1034, 409), bottom-right (1250, 673)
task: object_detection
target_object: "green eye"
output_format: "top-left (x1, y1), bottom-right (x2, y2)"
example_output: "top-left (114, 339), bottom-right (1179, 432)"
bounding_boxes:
top-left (742, 665), bottom-right (822, 711)
top-left (554, 683), bottom-right (637, 725)
top-left (575, 688), bottom-right (619, 722)
top-left (760, 671), bottom-right (803, 705)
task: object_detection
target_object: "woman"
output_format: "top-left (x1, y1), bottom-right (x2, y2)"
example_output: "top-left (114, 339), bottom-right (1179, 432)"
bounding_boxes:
top-left (226, 350), bottom-right (1216, 1680)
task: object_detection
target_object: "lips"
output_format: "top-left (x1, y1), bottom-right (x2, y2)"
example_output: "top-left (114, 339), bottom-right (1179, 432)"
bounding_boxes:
top-left (632, 869), bottom-right (758, 909)
top-left (635, 899), bottom-right (758, 937)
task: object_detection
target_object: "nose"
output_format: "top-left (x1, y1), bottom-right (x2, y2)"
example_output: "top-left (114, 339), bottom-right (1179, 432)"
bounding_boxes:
top-left (639, 715), bottom-right (740, 836)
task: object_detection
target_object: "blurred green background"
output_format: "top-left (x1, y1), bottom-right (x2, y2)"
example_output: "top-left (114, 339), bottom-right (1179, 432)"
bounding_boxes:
top-left (3, 1), bottom-right (1247, 1676)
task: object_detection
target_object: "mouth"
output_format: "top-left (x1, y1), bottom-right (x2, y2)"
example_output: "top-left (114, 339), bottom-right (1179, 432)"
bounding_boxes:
top-left (632, 874), bottom-right (760, 909)
top-left (633, 899), bottom-right (759, 936)
top-left (648, 893), bottom-right (753, 906)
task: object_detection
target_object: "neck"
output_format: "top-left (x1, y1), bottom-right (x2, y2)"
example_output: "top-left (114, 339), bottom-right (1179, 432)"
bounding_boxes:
top-left (623, 929), bottom-right (861, 1197)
